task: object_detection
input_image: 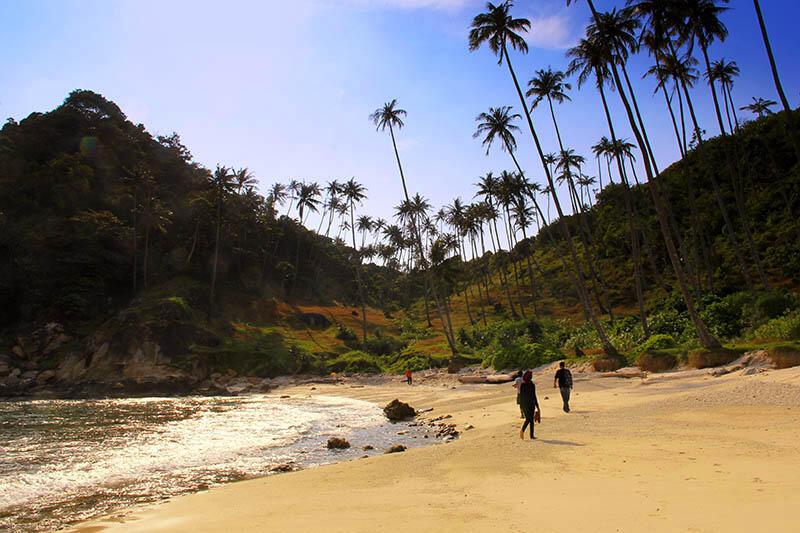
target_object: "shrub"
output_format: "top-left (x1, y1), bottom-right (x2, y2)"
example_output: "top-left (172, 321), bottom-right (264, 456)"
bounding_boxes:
top-left (750, 310), bottom-right (800, 341)
top-left (334, 324), bottom-right (358, 343)
top-left (364, 335), bottom-right (407, 356)
top-left (482, 342), bottom-right (560, 371)
top-left (701, 300), bottom-right (743, 339)
top-left (755, 292), bottom-right (798, 321)
top-left (327, 350), bottom-right (382, 373)
top-left (631, 334), bottom-right (677, 356)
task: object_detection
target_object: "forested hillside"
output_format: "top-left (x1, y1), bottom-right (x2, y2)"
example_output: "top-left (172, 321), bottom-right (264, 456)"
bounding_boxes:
top-left (0, 91), bottom-right (798, 396)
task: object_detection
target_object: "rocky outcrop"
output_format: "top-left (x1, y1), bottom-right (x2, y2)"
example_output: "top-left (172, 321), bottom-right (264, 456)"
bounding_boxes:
top-left (383, 399), bottom-right (416, 421)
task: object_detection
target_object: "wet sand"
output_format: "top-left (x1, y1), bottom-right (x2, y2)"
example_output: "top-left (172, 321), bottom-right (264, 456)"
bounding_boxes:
top-left (69, 364), bottom-right (800, 532)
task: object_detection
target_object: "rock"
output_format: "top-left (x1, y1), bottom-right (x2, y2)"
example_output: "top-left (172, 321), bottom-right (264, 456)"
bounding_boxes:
top-left (12, 346), bottom-right (24, 358)
top-left (0, 362), bottom-right (9, 377)
top-left (383, 399), bottom-right (416, 421)
top-left (270, 463), bottom-right (298, 473)
top-left (575, 347), bottom-right (586, 358)
top-left (362, 445), bottom-right (374, 451)
top-left (300, 313), bottom-right (331, 329)
top-left (464, 424), bottom-right (475, 430)
top-left (226, 369), bottom-right (237, 377)
top-left (21, 370), bottom-right (38, 381)
top-left (280, 395), bottom-right (291, 399)
top-left (10, 368), bottom-right (21, 378)
top-left (384, 444), bottom-right (407, 454)
top-left (327, 437), bottom-right (351, 450)
top-left (36, 370), bottom-right (56, 385)
top-left (210, 372), bottom-right (222, 379)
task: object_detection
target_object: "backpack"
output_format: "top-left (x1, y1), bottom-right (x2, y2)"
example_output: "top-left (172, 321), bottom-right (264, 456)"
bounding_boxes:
top-left (564, 369), bottom-right (573, 388)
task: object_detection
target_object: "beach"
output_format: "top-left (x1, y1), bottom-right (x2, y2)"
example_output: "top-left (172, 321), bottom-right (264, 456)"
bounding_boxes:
top-left (69, 363), bottom-right (800, 533)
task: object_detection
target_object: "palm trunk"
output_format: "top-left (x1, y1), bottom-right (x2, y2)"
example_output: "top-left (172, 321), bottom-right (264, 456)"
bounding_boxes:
top-left (187, 216), bottom-right (200, 265)
top-left (549, 95), bottom-right (613, 321)
top-left (753, 0), bottom-right (800, 165)
top-left (387, 123), bottom-right (457, 354)
top-left (502, 40), bottom-right (616, 355)
top-left (583, 0), bottom-right (720, 348)
top-left (702, 46), bottom-right (772, 292)
top-left (143, 227), bottom-right (150, 290)
top-left (598, 81), bottom-right (648, 337)
top-left (677, 69), bottom-right (757, 297)
top-left (349, 201), bottom-right (368, 350)
top-left (209, 198), bottom-right (222, 320)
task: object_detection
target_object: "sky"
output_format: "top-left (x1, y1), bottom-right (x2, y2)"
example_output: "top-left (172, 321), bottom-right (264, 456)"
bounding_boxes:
top-left (2, 0), bottom-right (799, 239)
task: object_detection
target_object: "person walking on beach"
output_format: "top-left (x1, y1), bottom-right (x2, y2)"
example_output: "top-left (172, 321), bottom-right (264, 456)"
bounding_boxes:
top-left (554, 361), bottom-right (573, 413)
top-left (518, 370), bottom-right (540, 440)
top-left (512, 370), bottom-right (524, 418)
top-left (405, 369), bottom-right (412, 385)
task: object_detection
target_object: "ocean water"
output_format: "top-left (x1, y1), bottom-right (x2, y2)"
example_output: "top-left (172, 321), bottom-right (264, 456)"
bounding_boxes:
top-left (0, 394), bottom-right (436, 532)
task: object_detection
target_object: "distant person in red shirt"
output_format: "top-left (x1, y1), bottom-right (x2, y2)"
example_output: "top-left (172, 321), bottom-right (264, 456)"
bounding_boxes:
top-left (405, 369), bottom-right (412, 385)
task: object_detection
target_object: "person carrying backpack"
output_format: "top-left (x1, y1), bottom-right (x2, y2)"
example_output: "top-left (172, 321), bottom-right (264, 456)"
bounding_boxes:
top-left (553, 361), bottom-right (573, 413)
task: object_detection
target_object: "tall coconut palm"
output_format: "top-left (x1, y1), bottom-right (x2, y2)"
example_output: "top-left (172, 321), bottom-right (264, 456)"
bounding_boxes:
top-left (470, 1), bottom-right (618, 355)
top-left (371, 100), bottom-right (457, 354)
top-left (342, 177), bottom-right (369, 349)
top-left (664, 3), bottom-right (768, 294)
top-left (526, 67), bottom-right (572, 149)
top-left (473, 105), bottom-right (592, 324)
top-left (751, 0), bottom-right (800, 165)
top-left (209, 165), bottom-right (236, 318)
top-left (566, 1), bottom-right (720, 348)
top-left (708, 58), bottom-right (741, 133)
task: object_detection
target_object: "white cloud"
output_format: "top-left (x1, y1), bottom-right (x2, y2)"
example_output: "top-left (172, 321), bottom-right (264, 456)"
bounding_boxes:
top-left (524, 11), bottom-right (578, 50)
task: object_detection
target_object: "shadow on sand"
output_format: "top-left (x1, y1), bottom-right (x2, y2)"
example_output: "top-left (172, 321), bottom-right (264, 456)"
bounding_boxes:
top-left (536, 439), bottom-right (584, 446)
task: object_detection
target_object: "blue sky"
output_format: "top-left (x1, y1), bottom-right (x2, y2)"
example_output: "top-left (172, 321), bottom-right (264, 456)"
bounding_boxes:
top-left (2, 0), bottom-right (798, 236)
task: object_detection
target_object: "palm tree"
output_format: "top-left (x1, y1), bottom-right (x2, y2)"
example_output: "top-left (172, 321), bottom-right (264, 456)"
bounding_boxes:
top-left (473, 106), bottom-right (591, 324)
top-left (233, 168), bottom-right (256, 193)
top-left (357, 215), bottom-right (373, 248)
top-left (526, 67), bottom-right (572, 149)
top-left (678, 1), bottom-right (771, 293)
top-left (708, 58), bottom-right (741, 132)
top-left (470, 1), bottom-right (618, 355)
top-left (741, 96), bottom-right (777, 118)
top-left (370, 100), bottom-right (457, 354)
top-left (285, 179), bottom-right (301, 218)
top-left (209, 165), bottom-right (236, 318)
top-left (751, 0), bottom-right (800, 165)
top-left (267, 183), bottom-right (287, 212)
top-left (342, 177), bottom-right (369, 349)
top-left (566, 1), bottom-right (721, 348)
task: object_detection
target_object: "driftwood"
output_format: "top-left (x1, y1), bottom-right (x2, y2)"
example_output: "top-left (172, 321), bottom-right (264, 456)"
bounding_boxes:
top-left (458, 373), bottom-right (516, 384)
top-left (598, 370), bottom-right (647, 379)
top-left (458, 376), bottom-right (487, 384)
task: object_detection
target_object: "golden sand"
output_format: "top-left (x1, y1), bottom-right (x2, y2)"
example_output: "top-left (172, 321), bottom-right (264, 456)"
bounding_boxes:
top-left (70, 364), bottom-right (800, 533)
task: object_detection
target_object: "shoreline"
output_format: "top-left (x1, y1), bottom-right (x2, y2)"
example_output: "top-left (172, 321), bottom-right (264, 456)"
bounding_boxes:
top-left (65, 362), bottom-right (800, 532)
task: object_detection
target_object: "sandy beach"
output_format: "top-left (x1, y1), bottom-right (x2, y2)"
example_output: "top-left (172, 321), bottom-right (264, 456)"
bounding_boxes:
top-left (69, 363), bottom-right (800, 533)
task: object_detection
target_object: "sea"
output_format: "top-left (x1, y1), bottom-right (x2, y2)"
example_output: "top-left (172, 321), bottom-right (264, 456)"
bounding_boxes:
top-left (0, 393), bottom-right (438, 532)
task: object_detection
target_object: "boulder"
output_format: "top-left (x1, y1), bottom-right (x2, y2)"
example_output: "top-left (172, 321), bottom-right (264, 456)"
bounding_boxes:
top-left (0, 362), bottom-right (9, 377)
top-left (384, 444), bottom-right (407, 454)
top-left (362, 445), bottom-right (374, 451)
top-left (383, 399), bottom-right (416, 421)
top-left (327, 437), bottom-right (351, 450)
top-left (12, 346), bottom-right (24, 358)
top-left (300, 313), bottom-right (331, 329)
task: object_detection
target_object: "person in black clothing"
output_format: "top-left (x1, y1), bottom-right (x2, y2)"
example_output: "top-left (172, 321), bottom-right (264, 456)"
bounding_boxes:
top-left (518, 370), bottom-right (540, 440)
top-left (554, 361), bottom-right (573, 413)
